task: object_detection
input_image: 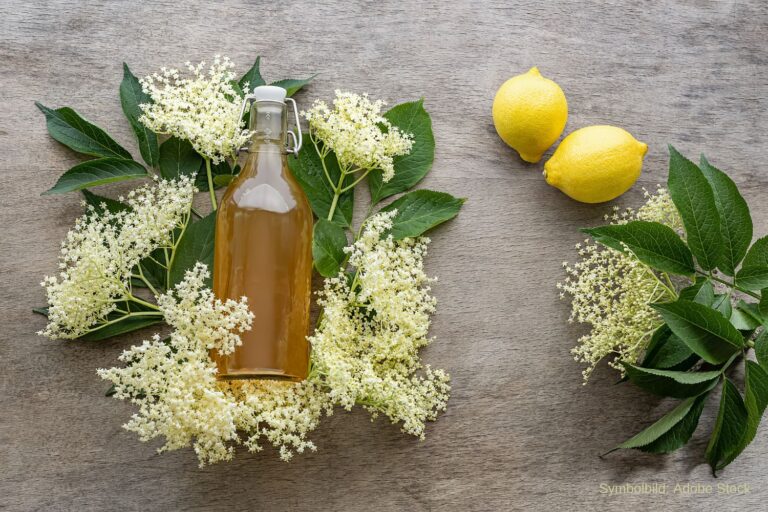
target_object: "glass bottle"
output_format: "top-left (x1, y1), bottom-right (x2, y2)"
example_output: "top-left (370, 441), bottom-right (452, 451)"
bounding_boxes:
top-left (212, 86), bottom-right (312, 381)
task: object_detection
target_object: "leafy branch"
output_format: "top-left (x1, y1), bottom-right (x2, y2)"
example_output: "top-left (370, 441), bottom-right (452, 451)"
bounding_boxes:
top-left (584, 145), bottom-right (768, 475)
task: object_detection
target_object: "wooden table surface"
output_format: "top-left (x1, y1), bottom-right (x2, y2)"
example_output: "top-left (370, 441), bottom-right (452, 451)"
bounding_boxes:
top-left (2, 1), bottom-right (768, 510)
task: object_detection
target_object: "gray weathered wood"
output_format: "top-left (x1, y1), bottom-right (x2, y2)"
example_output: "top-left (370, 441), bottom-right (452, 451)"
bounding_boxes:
top-left (1, 1), bottom-right (768, 510)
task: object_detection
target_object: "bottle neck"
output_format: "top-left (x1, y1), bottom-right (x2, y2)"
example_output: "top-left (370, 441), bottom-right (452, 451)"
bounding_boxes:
top-left (248, 100), bottom-right (287, 152)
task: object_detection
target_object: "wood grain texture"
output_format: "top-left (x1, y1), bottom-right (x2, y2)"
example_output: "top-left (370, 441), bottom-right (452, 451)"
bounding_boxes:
top-left (2, 1), bottom-right (768, 510)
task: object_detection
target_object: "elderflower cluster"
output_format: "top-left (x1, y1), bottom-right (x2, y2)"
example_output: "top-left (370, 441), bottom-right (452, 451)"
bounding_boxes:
top-left (98, 212), bottom-right (448, 465)
top-left (558, 188), bottom-right (682, 382)
top-left (309, 211), bottom-right (450, 437)
top-left (39, 177), bottom-right (195, 339)
top-left (303, 91), bottom-right (414, 181)
top-left (139, 56), bottom-right (250, 163)
top-left (98, 264), bottom-right (255, 466)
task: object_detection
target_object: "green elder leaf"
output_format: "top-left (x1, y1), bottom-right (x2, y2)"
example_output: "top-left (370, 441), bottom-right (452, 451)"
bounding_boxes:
top-left (652, 299), bottom-right (743, 364)
top-left (238, 57), bottom-right (266, 90)
top-left (368, 100), bottom-right (435, 204)
top-left (725, 361), bottom-right (768, 466)
top-left (270, 76), bottom-right (316, 97)
top-left (611, 393), bottom-right (709, 454)
top-left (736, 265), bottom-right (768, 292)
top-left (755, 330), bottom-right (768, 370)
top-left (78, 313), bottom-right (163, 341)
top-left (44, 158), bottom-right (147, 194)
top-left (743, 236), bottom-right (768, 268)
top-left (78, 303), bottom-right (163, 341)
top-left (288, 140), bottom-right (353, 227)
top-left (380, 190), bottom-right (465, 240)
top-left (642, 332), bottom-right (696, 370)
top-left (713, 293), bottom-right (733, 319)
top-left (623, 364), bottom-right (721, 398)
top-left (706, 379), bottom-right (749, 475)
top-left (736, 238), bottom-right (768, 291)
top-left (679, 278), bottom-right (715, 305)
top-left (667, 146), bottom-right (722, 271)
top-left (168, 212), bottom-right (215, 288)
top-left (120, 63), bottom-right (159, 167)
top-left (733, 301), bottom-right (763, 330)
top-left (312, 219), bottom-right (348, 277)
top-left (699, 156), bottom-right (752, 276)
top-left (581, 221), bottom-right (694, 276)
top-left (81, 189), bottom-right (131, 215)
top-left (760, 288), bottom-right (768, 319)
top-left (159, 137), bottom-right (203, 181)
top-left (196, 160), bottom-right (236, 191)
top-left (35, 102), bottom-right (131, 159)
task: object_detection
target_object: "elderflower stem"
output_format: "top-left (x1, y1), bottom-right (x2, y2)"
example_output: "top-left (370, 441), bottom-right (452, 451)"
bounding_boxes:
top-left (127, 293), bottom-right (161, 311)
top-left (134, 266), bottom-right (159, 296)
top-left (205, 158), bottom-right (218, 211)
top-left (338, 167), bottom-right (373, 193)
top-left (327, 169), bottom-right (347, 221)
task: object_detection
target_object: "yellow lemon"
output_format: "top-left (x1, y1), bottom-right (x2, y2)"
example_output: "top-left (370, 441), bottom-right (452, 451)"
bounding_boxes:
top-left (544, 125), bottom-right (648, 203)
top-left (492, 67), bottom-right (568, 163)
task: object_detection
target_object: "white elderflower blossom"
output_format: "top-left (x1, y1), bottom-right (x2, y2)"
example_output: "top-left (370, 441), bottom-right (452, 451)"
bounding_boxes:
top-left (309, 211), bottom-right (450, 437)
top-left (40, 177), bottom-right (195, 339)
top-left (139, 56), bottom-right (250, 163)
top-left (98, 264), bottom-right (254, 466)
top-left (226, 379), bottom-right (333, 461)
top-left (99, 212), bottom-right (449, 465)
top-left (559, 188), bottom-right (682, 382)
top-left (303, 91), bottom-right (413, 182)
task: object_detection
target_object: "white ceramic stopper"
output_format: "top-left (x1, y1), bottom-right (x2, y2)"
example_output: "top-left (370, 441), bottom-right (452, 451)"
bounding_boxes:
top-left (252, 85), bottom-right (287, 103)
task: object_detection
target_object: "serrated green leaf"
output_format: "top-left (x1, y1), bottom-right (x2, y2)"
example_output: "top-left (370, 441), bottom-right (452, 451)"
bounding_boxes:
top-left (78, 313), bottom-right (164, 341)
top-left (643, 332), bottom-right (696, 370)
top-left (312, 219), bottom-right (348, 277)
top-left (624, 364), bottom-right (721, 398)
top-left (736, 265), bottom-right (768, 292)
top-left (652, 299), bottom-right (743, 364)
top-left (270, 76), bottom-right (316, 97)
top-left (288, 140), bottom-right (353, 226)
top-left (612, 393), bottom-right (708, 454)
top-left (196, 160), bottom-right (234, 191)
top-left (44, 158), bottom-right (147, 194)
top-left (734, 301), bottom-right (762, 330)
top-left (667, 146), bottom-right (722, 271)
top-left (368, 100), bottom-right (435, 204)
top-left (159, 137), bottom-right (203, 180)
top-left (706, 379), bottom-right (749, 475)
top-left (699, 156), bottom-right (752, 276)
top-left (81, 189), bottom-right (131, 215)
top-left (168, 212), bottom-right (215, 288)
top-left (679, 278), bottom-right (715, 305)
top-left (755, 330), bottom-right (768, 370)
top-left (760, 289), bottom-right (768, 319)
top-left (582, 221), bottom-right (694, 276)
top-left (120, 63), bottom-right (159, 167)
top-left (32, 307), bottom-right (49, 316)
top-left (713, 293), bottom-right (733, 319)
top-left (380, 190), bottom-right (464, 240)
top-left (742, 236), bottom-right (768, 268)
top-left (725, 361), bottom-right (768, 465)
top-left (239, 57), bottom-right (266, 91)
top-left (35, 102), bottom-right (132, 159)
top-left (213, 174), bottom-right (235, 187)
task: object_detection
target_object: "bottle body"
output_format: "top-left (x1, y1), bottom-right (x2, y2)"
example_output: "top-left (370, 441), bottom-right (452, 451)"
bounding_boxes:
top-left (212, 100), bottom-right (312, 381)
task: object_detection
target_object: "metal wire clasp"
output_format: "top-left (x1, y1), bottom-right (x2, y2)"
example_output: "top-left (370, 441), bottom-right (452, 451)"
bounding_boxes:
top-left (236, 94), bottom-right (302, 156)
top-left (285, 98), bottom-right (303, 156)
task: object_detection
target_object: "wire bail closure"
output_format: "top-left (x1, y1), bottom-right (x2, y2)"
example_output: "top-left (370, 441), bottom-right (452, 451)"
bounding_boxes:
top-left (237, 94), bottom-right (303, 156)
